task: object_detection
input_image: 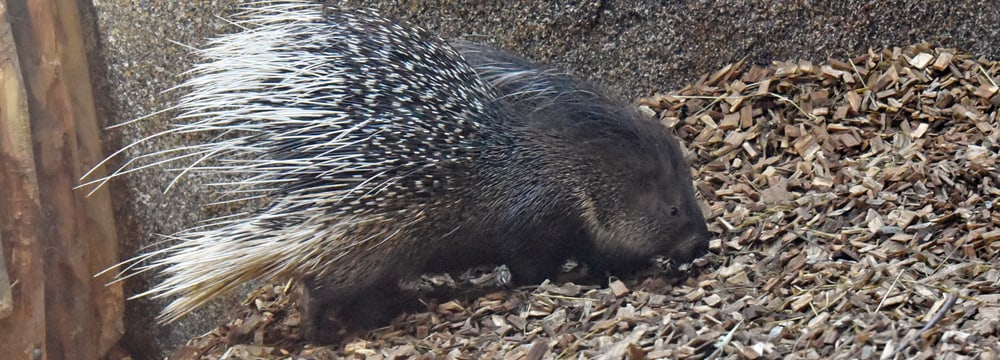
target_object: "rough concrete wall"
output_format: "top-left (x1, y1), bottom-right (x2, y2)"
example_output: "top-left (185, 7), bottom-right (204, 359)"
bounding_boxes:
top-left (88, 0), bottom-right (1000, 357)
top-left (347, 0), bottom-right (1000, 98)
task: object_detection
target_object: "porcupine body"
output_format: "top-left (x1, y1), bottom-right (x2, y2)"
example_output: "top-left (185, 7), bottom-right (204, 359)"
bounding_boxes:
top-left (85, 1), bottom-right (710, 341)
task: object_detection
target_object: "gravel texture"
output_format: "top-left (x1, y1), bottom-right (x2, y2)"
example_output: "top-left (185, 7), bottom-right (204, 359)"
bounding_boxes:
top-left (87, 0), bottom-right (1000, 357)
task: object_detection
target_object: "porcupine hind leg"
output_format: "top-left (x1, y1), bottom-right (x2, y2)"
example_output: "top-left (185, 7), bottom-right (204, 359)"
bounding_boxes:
top-left (298, 274), bottom-right (411, 343)
top-left (297, 240), bottom-right (425, 343)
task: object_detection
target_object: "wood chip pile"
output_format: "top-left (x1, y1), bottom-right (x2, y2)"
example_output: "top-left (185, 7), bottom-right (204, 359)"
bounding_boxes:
top-left (168, 44), bottom-right (1000, 359)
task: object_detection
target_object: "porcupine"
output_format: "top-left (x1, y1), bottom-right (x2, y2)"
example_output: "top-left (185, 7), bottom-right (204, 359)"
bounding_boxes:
top-left (83, 1), bottom-right (711, 341)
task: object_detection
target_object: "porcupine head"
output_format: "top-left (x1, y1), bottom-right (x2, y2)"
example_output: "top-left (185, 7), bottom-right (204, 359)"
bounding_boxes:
top-left (81, 0), bottom-right (710, 343)
top-left (460, 51), bottom-right (711, 266)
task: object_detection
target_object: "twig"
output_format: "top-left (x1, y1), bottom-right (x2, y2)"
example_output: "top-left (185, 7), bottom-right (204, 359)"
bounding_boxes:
top-left (874, 269), bottom-right (906, 314)
top-left (707, 320), bottom-right (743, 360)
top-left (891, 291), bottom-right (959, 356)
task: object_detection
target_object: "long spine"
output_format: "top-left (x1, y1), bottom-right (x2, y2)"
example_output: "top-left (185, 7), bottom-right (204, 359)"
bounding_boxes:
top-left (86, 1), bottom-right (499, 323)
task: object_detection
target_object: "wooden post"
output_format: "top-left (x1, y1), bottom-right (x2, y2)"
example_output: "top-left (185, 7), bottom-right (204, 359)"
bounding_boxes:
top-left (0, 1), bottom-right (47, 358)
top-left (0, 233), bottom-right (15, 319)
top-left (0, 0), bottom-right (124, 359)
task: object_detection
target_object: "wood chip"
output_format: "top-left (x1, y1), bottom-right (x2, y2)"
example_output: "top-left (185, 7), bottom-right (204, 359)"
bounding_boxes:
top-left (931, 52), bottom-right (954, 71)
top-left (907, 53), bottom-right (934, 69)
top-left (609, 279), bottom-right (630, 297)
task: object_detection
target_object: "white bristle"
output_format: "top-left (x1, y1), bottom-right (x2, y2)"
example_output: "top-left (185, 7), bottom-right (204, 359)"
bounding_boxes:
top-left (86, 0), bottom-right (502, 323)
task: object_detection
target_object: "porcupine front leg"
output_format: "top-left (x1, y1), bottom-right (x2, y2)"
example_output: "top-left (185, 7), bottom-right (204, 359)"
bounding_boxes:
top-left (501, 211), bottom-right (588, 286)
top-left (503, 252), bottom-right (565, 285)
